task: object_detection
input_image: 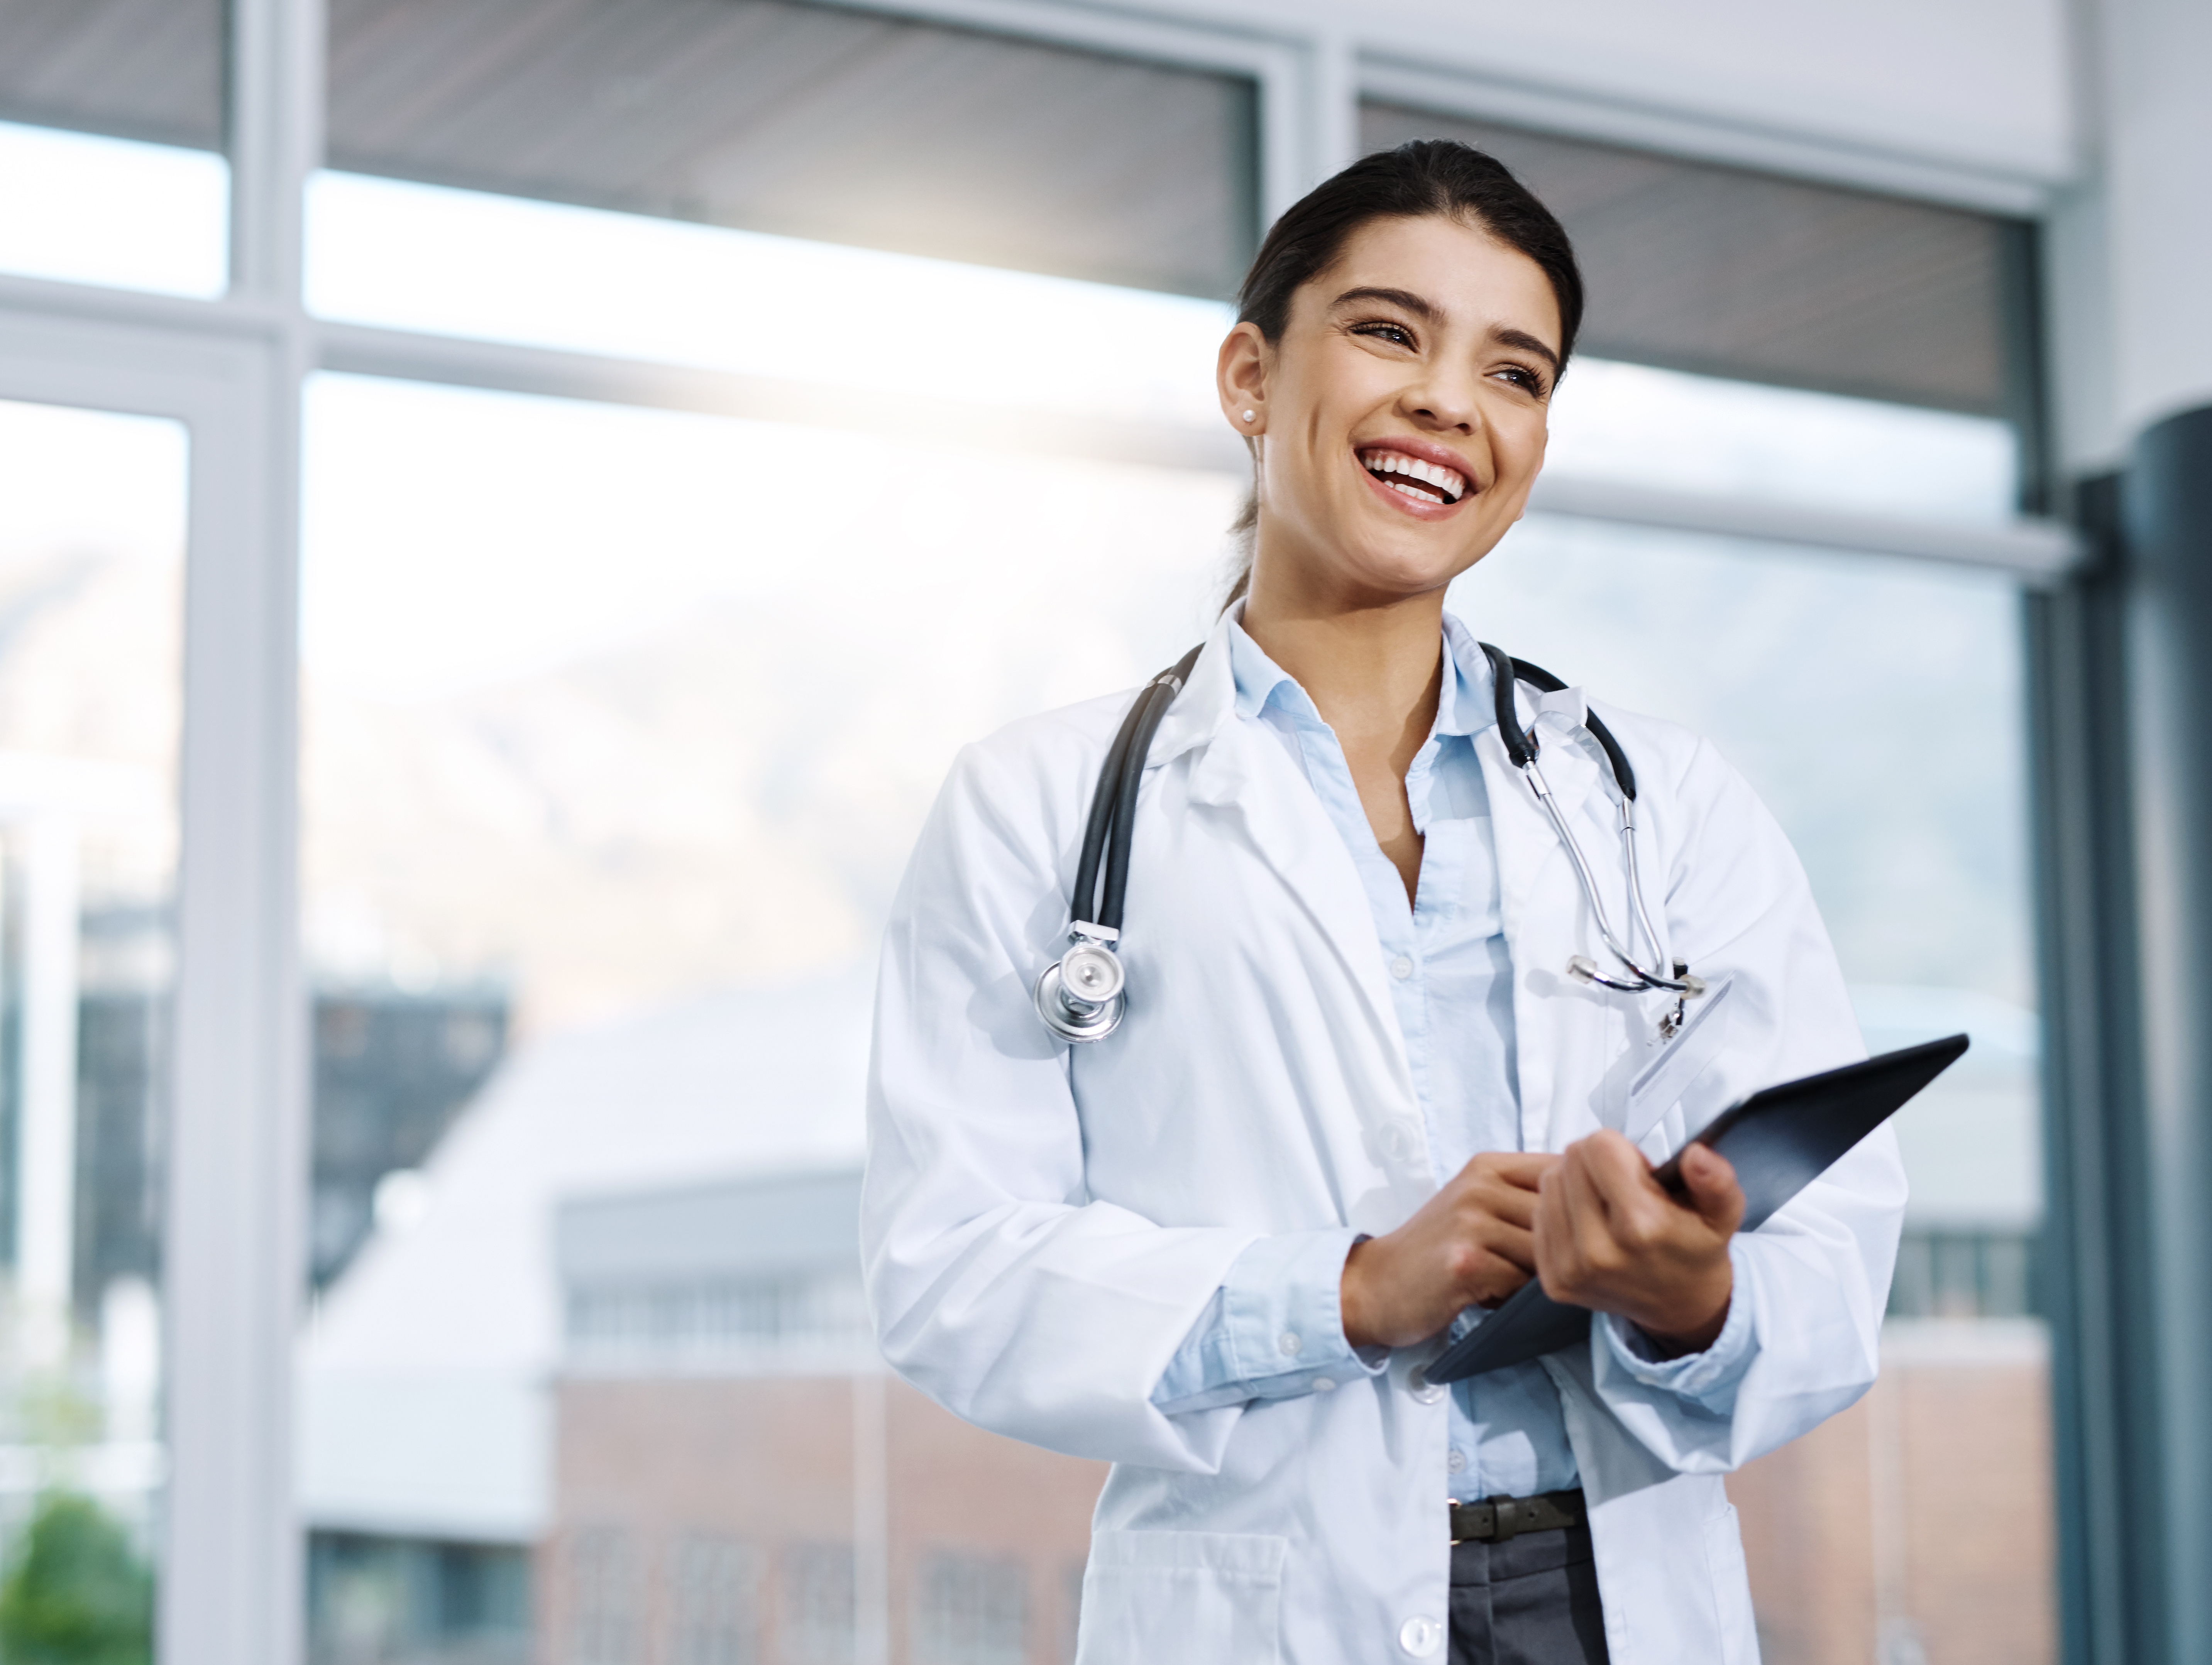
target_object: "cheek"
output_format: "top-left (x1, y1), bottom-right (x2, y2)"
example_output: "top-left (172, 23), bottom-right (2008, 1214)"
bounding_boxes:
top-left (1494, 415), bottom-right (1549, 478)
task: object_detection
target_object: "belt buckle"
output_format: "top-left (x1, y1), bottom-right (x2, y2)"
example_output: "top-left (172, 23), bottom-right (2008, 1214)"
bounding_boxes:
top-left (1448, 1499), bottom-right (1501, 1545)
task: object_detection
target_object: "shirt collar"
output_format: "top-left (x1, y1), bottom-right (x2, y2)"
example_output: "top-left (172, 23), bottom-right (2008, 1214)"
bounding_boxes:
top-left (1226, 606), bottom-right (1497, 739)
top-left (1226, 608), bottom-right (1303, 723)
top-left (1435, 612), bottom-right (1495, 740)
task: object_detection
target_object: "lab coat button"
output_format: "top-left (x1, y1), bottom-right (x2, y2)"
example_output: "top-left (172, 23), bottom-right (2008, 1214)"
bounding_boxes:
top-left (1408, 1366), bottom-right (1445, 1405)
top-left (1399, 1614), bottom-right (1443, 1657)
top-left (1277, 1331), bottom-right (1303, 1357)
top-left (1377, 1119), bottom-right (1418, 1162)
top-left (1389, 955), bottom-right (1415, 980)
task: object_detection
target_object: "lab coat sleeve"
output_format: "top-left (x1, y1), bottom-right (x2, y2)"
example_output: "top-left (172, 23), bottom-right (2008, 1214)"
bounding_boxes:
top-left (1598, 1241), bottom-right (1761, 1419)
top-left (1583, 735), bottom-right (1907, 1473)
top-left (862, 732), bottom-right (1261, 1472)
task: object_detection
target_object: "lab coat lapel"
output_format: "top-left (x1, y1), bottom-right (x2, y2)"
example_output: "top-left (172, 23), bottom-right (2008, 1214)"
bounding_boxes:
top-left (1183, 713), bottom-right (1415, 1098)
top-left (1153, 621), bottom-right (1419, 1121)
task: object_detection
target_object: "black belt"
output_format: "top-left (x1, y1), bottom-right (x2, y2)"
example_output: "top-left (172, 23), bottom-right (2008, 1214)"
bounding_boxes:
top-left (1449, 1488), bottom-right (1588, 1544)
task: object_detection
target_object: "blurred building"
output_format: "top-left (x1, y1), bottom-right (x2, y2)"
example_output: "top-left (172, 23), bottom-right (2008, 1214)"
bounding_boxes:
top-left (1731, 1322), bottom-right (2053, 1665)
top-left (298, 970), bottom-right (872, 1664)
top-left (547, 1168), bottom-right (1104, 1665)
top-left (310, 986), bottom-right (508, 1288)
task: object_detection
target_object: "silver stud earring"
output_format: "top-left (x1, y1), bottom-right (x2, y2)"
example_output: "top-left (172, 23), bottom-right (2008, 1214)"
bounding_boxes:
top-left (1241, 409), bottom-right (1257, 423)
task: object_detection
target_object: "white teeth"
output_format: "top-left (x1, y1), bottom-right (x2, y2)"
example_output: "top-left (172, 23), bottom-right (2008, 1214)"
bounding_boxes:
top-left (1362, 449), bottom-right (1467, 502)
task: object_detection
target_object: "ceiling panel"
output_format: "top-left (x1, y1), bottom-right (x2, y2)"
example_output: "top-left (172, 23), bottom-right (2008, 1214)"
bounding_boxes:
top-left (0, 0), bottom-right (224, 149)
top-left (328, 0), bottom-right (1259, 300)
top-left (1362, 103), bottom-right (2016, 416)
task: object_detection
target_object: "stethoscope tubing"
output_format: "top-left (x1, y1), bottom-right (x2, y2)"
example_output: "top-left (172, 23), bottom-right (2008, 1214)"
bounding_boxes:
top-left (1070, 645), bottom-right (1203, 935)
top-left (1039, 637), bottom-right (1703, 1044)
top-left (1480, 641), bottom-right (1699, 999)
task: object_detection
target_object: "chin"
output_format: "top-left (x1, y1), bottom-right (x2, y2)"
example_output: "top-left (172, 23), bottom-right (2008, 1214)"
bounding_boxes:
top-left (1338, 529), bottom-right (1486, 598)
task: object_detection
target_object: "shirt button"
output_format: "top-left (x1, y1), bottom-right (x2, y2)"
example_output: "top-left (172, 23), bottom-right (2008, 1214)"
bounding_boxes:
top-left (1399, 1614), bottom-right (1443, 1657)
top-left (1447, 1449), bottom-right (1467, 1474)
top-left (1313, 1376), bottom-right (1337, 1392)
top-left (1277, 1331), bottom-right (1303, 1357)
top-left (1408, 1366), bottom-right (1446, 1405)
top-left (1389, 955), bottom-right (1415, 980)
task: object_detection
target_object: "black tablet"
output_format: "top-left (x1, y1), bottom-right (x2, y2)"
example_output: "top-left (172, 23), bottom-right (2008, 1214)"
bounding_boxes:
top-left (1426, 1033), bottom-right (1968, 1384)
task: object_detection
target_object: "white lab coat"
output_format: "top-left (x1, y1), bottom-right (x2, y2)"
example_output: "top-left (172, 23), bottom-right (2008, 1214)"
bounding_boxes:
top-left (863, 611), bottom-right (1905, 1665)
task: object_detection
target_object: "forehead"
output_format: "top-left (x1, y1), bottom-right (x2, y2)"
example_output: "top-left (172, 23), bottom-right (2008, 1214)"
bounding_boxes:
top-left (1299, 214), bottom-right (1562, 351)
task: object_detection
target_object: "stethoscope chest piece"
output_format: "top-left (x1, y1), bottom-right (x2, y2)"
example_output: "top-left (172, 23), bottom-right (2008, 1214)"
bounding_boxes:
top-left (1034, 645), bottom-right (1202, 1046)
top-left (1036, 926), bottom-right (1127, 1042)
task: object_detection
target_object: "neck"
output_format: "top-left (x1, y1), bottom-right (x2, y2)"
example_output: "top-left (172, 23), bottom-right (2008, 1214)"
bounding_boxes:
top-left (1239, 560), bottom-right (1446, 752)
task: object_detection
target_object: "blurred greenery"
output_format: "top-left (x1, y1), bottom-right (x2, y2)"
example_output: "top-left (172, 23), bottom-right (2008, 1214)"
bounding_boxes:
top-left (0, 1491), bottom-right (153, 1665)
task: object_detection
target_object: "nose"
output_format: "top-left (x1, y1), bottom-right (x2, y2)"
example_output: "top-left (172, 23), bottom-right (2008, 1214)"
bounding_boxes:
top-left (1402, 363), bottom-right (1481, 434)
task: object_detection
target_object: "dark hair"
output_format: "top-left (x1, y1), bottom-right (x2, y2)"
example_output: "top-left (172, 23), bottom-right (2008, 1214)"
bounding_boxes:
top-left (1221, 139), bottom-right (1584, 606)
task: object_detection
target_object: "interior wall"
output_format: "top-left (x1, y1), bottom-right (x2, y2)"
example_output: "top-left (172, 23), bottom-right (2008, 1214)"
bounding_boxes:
top-left (2089, 0), bottom-right (2212, 454)
top-left (1157, 0), bottom-right (2074, 186)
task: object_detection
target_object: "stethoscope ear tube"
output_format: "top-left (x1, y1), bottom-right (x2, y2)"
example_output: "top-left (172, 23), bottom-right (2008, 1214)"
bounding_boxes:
top-left (1479, 641), bottom-right (1636, 801)
top-left (1476, 641), bottom-right (1701, 1005)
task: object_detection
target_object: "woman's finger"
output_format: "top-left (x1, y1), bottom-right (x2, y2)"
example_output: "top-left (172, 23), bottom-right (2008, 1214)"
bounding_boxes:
top-left (1477, 1176), bottom-right (1543, 1230)
top-left (1560, 1148), bottom-right (1615, 1277)
top-left (1678, 1144), bottom-right (1747, 1236)
top-left (1483, 1216), bottom-right (1537, 1271)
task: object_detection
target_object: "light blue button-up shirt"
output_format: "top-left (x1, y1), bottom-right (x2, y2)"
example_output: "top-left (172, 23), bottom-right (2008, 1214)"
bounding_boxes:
top-left (1152, 612), bottom-right (1753, 1498)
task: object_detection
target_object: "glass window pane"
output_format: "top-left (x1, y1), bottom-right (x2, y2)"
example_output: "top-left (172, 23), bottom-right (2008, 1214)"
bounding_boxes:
top-left (1451, 514), bottom-right (2050, 1662)
top-left (1549, 358), bottom-right (2019, 526)
top-left (327, 0), bottom-right (1257, 299)
top-left (0, 0), bottom-right (229, 296)
top-left (1362, 101), bottom-right (2020, 418)
top-left (307, 173), bottom-right (1230, 428)
top-left (0, 120), bottom-right (227, 296)
top-left (298, 364), bottom-right (1230, 1661)
top-left (0, 396), bottom-right (184, 1661)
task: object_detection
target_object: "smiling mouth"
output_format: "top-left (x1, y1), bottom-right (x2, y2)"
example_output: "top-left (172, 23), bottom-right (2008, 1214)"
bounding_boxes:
top-left (1359, 448), bottom-right (1470, 507)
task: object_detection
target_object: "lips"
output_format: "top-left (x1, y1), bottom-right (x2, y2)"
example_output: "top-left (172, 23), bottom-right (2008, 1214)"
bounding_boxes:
top-left (1356, 443), bottom-right (1474, 507)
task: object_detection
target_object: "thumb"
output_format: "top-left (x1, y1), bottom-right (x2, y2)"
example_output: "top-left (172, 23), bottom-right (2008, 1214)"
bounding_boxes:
top-left (1678, 1143), bottom-right (1746, 1235)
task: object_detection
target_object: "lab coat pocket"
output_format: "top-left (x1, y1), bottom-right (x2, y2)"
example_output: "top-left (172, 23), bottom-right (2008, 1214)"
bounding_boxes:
top-left (1076, 1529), bottom-right (1287, 1665)
top-left (1701, 1502), bottom-right (1758, 1664)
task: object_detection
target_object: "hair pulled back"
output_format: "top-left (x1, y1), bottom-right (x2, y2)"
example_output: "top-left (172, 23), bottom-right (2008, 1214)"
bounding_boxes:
top-left (1221, 139), bottom-right (1583, 607)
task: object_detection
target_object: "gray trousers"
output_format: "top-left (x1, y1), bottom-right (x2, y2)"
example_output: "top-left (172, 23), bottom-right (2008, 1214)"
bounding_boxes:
top-left (1446, 1524), bottom-right (1611, 1665)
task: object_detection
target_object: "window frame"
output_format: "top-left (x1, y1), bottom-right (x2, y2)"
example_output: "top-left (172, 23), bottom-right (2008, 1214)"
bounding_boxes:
top-left (0, 1), bottom-right (2085, 1661)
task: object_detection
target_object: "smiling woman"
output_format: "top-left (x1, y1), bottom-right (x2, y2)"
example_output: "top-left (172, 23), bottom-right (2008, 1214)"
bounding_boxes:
top-left (863, 140), bottom-right (1907, 1665)
top-left (1217, 141), bottom-right (1583, 610)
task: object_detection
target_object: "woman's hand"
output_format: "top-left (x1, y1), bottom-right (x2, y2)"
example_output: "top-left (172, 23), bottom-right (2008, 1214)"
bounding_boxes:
top-left (1533, 1131), bottom-right (1744, 1355)
top-left (1340, 1152), bottom-right (1558, 1350)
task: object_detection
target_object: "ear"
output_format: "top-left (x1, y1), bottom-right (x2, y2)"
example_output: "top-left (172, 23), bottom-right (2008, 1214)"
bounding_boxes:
top-left (1216, 321), bottom-right (1271, 435)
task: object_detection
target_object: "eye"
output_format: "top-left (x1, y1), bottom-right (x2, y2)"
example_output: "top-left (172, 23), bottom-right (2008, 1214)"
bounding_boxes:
top-left (1494, 363), bottom-right (1549, 398)
top-left (1350, 318), bottom-right (1417, 349)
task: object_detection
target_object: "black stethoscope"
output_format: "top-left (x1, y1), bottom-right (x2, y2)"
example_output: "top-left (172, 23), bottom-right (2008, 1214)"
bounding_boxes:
top-left (1033, 642), bottom-right (1707, 1044)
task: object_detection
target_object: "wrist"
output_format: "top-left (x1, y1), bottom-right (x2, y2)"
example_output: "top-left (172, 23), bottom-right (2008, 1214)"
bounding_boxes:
top-left (1339, 1237), bottom-right (1378, 1350)
top-left (1642, 1264), bottom-right (1733, 1357)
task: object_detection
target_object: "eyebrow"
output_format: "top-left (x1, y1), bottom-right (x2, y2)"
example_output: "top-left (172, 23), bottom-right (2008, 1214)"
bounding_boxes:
top-left (1330, 286), bottom-right (1562, 372)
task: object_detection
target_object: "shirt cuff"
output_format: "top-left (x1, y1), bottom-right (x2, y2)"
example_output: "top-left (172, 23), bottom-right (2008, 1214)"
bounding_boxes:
top-left (1220, 1227), bottom-right (1381, 1384)
top-left (1599, 1239), bottom-right (1760, 1417)
top-left (1150, 1228), bottom-right (1384, 1413)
